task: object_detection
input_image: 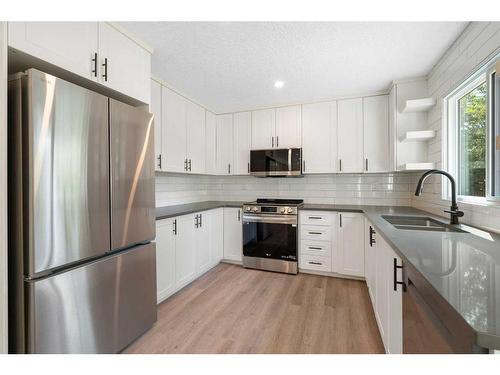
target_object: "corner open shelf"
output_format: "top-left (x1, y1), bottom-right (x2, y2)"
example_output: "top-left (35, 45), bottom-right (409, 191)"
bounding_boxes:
top-left (399, 130), bottom-right (436, 142)
top-left (402, 98), bottom-right (436, 113)
top-left (399, 162), bottom-right (435, 172)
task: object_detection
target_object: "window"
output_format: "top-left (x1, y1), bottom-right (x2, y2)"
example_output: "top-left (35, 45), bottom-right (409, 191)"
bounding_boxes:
top-left (457, 81), bottom-right (487, 197)
top-left (446, 57), bottom-right (500, 201)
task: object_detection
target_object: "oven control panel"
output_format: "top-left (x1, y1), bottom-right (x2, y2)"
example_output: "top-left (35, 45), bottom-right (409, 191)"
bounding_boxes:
top-left (243, 205), bottom-right (298, 215)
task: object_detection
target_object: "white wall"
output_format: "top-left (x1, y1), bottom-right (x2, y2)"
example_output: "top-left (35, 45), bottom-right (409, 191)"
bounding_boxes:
top-left (412, 22), bottom-right (500, 232)
top-left (0, 22), bottom-right (8, 354)
top-left (155, 173), bottom-right (413, 207)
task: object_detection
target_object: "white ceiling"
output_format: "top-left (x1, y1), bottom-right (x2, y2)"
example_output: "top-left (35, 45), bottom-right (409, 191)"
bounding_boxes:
top-left (122, 22), bottom-right (468, 113)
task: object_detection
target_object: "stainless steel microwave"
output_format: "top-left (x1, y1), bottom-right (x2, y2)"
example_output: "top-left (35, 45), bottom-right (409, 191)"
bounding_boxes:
top-left (250, 148), bottom-right (302, 177)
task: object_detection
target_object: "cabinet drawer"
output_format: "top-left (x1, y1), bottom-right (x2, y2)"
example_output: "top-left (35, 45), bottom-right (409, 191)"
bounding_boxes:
top-left (300, 240), bottom-right (331, 257)
top-left (300, 211), bottom-right (334, 226)
top-left (299, 254), bottom-right (331, 272)
top-left (300, 225), bottom-right (332, 242)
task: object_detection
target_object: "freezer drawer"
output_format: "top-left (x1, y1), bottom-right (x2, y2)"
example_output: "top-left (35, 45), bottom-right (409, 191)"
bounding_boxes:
top-left (25, 243), bottom-right (157, 354)
top-left (110, 99), bottom-right (155, 250)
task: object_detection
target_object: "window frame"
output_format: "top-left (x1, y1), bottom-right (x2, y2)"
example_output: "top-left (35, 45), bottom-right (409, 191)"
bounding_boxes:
top-left (444, 53), bottom-right (500, 204)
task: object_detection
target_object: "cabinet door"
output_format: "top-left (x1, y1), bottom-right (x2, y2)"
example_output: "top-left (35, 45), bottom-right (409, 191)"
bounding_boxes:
top-left (175, 215), bottom-right (196, 289)
top-left (195, 212), bottom-right (211, 275)
top-left (364, 219), bottom-right (377, 304)
top-left (155, 218), bottom-right (176, 303)
top-left (251, 108), bottom-right (275, 149)
top-left (363, 95), bottom-right (389, 173)
top-left (233, 112), bottom-right (251, 175)
top-left (98, 23), bottom-right (151, 103)
top-left (302, 101), bottom-right (337, 173)
top-left (223, 208), bottom-right (242, 262)
top-left (150, 79), bottom-right (163, 171)
top-left (387, 246), bottom-right (403, 354)
top-left (8, 22), bottom-right (99, 81)
top-left (336, 213), bottom-right (365, 277)
top-left (205, 111), bottom-right (217, 175)
top-left (186, 101), bottom-right (206, 174)
top-left (375, 239), bottom-right (389, 351)
top-left (216, 114), bottom-right (234, 175)
top-left (337, 98), bottom-right (363, 173)
top-left (275, 105), bottom-right (302, 148)
top-left (207, 208), bottom-right (224, 266)
top-left (162, 87), bottom-right (187, 172)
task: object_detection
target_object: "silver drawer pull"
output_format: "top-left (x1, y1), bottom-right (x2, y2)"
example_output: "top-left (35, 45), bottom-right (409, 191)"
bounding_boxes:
top-left (308, 216), bottom-right (323, 220)
top-left (308, 232), bottom-right (322, 235)
top-left (308, 261), bottom-right (323, 265)
top-left (308, 246), bottom-right (323, 250)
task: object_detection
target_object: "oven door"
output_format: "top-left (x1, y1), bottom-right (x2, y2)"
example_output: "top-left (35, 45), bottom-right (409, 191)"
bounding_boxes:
top-left (250, 148), bottom-right (302, 177)
top-left (242, 214), bottom-right (297, 261)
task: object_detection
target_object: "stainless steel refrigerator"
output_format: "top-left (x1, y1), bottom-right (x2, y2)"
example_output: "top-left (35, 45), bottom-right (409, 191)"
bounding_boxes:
top-left (8, 69), bottom-right (157, 353)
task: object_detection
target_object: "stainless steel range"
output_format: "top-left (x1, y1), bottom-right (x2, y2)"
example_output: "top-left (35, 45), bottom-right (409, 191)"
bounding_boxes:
top-left (242, 198), bottom-right (303, 274)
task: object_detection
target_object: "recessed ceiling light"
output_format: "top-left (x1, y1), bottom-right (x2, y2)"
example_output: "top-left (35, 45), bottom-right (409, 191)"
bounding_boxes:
top-left (274, 80), bottom-right (284, 88)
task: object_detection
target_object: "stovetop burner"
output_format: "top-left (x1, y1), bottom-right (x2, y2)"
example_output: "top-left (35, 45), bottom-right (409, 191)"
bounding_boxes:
top-left (254, 198), bottom-right (304, 206)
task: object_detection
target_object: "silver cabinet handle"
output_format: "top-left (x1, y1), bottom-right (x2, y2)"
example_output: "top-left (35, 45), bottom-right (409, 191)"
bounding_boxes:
top-left (303, 159), bottom-right (306, 172)
top-left (308, 246), bottom-right (323, 250)
top-left (272, 136), bottom-right (274, 148)
top-left (365, 158), bottom-right (368, 171)
top-left (237, 209), bottom-right (241, 221)
top-left (339, 159), bottom-right (342, 172)
top-left (228, 163), bottom-right (231, 174)
top-left (339, 214), bottom-right (342, 227)
top-left (173, 219), bottom-right (177, 235)
top-left (276, 136), bottom-right (279, 147)
top-left (308, 232), bottom-right (322, 235)
top-left (308, 261), bottom-right (323, 265)
top-left (102, 57), bottom-right (108, 82)
top-left (91, 52), bottom-right (98, 77)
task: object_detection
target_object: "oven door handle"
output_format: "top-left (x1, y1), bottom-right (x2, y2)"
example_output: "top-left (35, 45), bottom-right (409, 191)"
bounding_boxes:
top-left (242, 215), bottom-right (297, 225)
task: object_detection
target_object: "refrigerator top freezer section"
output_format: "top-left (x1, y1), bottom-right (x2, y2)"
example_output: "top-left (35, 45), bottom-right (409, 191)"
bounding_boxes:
top-left (16, 69), bottom-right (111, 276)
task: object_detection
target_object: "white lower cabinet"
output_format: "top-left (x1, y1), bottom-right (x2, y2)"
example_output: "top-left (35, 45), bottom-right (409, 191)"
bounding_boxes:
top-left (299, 211), bottom-right (335, 272)
top-left (336, 212), bottom-right (365, 277)
top-left (155, 218), bottom-right (176, 303)
top-left (223, 207), bottom-right (243, 262)
top-left (175, 214), bottom-right (197, 290)
top-left (365, 219), bottom-right (403, 354)
top-left (155, 208), bottom-right (224, 304)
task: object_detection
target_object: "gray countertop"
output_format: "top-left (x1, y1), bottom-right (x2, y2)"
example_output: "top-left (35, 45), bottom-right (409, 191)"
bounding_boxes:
top-left (156, 201), bottom-right (500, 350)
top-left (155, 201), bottom-right (244, 220)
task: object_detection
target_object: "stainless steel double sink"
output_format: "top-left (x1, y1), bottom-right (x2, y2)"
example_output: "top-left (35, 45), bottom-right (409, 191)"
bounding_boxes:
top-left (382, 215), bottom-right (466, 233)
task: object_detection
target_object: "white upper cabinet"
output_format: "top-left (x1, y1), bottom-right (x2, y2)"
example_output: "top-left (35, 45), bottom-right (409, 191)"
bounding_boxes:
top-left (205, 111), bottom-right (217, 175)
top-left (233, 112), bottom-right (252, 175)
top-left (150, 79), bottom-right (163, 171)
top-left (337, 98), bottom-right (364, 173)
top-left (275, 105), bottom-right (302, 148)
top-left (251, 108), bottom-right (275, 149)
top-left (216, 114), bottom-right (234, 175)
top-left (302, 101), bottom-right (337, 173)
top-left (363, 95), bottom-right (389, 173)
top-left (335, 212), bottom-right (365, 277)
top-left (162, 87), bottom-right (187, 173)
top-left (185, 100), bottom-right (206, 174)
top-left (8, 22), bottom-right (99, 81)
top-left (8, 22), bottom-right (151, 103)
top-left (98, 23), bottom-right (151, 104)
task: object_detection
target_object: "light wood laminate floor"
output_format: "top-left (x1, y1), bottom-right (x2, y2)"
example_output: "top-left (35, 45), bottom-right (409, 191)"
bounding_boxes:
top-left (124, 263), bottom-right (384, 354)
